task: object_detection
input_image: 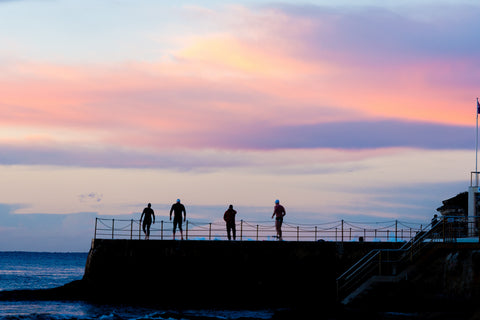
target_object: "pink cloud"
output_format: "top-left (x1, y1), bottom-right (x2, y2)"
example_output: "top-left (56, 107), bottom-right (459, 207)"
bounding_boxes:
top-left (0, 3), bottom-right (478, 155)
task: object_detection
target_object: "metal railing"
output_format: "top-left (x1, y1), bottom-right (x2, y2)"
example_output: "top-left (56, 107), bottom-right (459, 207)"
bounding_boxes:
top-left (336, 215), bottom-right (480, 302)
top-left (93, 218), bottom-right (426, 242)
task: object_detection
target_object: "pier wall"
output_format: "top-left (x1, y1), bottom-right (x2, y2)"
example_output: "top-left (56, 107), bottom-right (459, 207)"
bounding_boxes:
top-left (345, 243), bottom-right (480, 317)
top-left (83, 239), bottom-right (401, 307)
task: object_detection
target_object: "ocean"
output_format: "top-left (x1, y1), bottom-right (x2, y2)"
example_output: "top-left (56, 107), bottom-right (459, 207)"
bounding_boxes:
top-left (0, 252), bottom-right (275, 320)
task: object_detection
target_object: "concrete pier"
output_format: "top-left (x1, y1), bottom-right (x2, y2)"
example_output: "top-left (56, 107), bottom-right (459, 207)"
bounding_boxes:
top-left (82, 239), bottom-right (402, 308)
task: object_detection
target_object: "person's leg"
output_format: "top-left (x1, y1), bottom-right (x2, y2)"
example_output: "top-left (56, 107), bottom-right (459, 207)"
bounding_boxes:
top-left (179, 224), bottom-right (183, 240)
top-left (226, 225), bottom-right (231, 240)
top-left (232, 224), bottom-right (236, 240)
top-left (143, 221), bottom-right (148, 238)
top-left (275, 220), bottom-right (282, 240)
top-left (278, 221), bottom-right (283, 240)
top-left (173, 220), bottom-right (177, 240)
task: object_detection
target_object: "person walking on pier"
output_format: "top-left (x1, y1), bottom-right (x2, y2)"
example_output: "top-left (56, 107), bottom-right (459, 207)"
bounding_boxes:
top-left (271, 199), bottom-right (286, 241)
top-left (140, 203), bottom-right (155, 240)
top-left (170, 199), bottom-right (186, 240)
top-left (223, 204), bottom-right (237, 240)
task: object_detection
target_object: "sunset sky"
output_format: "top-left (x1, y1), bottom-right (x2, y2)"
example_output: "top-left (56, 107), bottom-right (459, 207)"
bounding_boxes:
top-left (0, 0), bottom-right (479, 251)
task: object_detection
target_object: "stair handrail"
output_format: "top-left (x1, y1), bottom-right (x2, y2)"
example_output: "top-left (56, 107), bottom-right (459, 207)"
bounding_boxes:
top-left (336, 218), bottom-right (439, 301)
top-left (400, 218), bottom-right (440, 250)
top-left (337, 249), bottom-right (380, 282)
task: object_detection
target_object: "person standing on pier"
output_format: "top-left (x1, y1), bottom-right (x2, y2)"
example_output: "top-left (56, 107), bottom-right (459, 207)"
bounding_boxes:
top-left (140, 203), bottom-right (155, 240)
top-left (271, 199), bottom-right (286, 241)
top-left (223, 204), bottom-right (237, 240)
top-left (170, 199), bottom-right (186, 240)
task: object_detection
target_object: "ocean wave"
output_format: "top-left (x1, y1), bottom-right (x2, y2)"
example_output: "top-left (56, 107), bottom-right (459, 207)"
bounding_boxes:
top-left (0, 301), bottom-right (274, 320)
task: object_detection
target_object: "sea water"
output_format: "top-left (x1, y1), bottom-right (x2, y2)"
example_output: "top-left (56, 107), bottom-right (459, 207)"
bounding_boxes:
top-left (0, 252), bottom-right (274, 320)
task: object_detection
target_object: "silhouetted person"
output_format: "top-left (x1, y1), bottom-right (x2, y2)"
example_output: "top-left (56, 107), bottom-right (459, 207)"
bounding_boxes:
top-left (223, 204), bottom-right (237, 240)
top-left (140, 203), bottom-right (155, 240)
top-left (170, 199), bottom-right (186, 240)
top-left (271, 199), bottom-right (286, 241)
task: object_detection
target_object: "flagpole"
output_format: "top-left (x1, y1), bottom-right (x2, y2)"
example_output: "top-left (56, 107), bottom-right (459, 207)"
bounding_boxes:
top-left (477, 97), bottom-right (479, 174)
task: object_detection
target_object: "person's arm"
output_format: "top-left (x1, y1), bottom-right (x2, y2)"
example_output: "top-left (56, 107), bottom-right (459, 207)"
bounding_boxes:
top-left (152, 210), bottom-right (155, 224)
top-left (169, 206), bottom-right (173, 220)
top-left (282, 207), bottom-right (286, 218)
top-left (183, 205), bottom-right (186, 222)
top-left (140, 210), bottom-right (145, 223)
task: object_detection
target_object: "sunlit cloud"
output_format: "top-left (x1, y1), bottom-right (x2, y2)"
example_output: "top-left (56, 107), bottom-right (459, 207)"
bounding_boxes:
top-left (1, 3), bottom-right (477, 148)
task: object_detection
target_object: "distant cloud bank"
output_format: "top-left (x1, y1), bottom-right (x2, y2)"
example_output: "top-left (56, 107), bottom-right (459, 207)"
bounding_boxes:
top-left (0, 120), bottom-right (473, 168)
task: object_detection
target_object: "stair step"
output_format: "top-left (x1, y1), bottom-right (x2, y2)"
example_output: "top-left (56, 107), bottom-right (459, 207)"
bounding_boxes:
top-left (341, 273), bottom-right (407, 305)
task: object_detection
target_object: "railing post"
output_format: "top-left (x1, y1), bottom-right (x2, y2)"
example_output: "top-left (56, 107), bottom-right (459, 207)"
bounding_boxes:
top-left (186, 220), bottom-right (189, 240)
top-left (341, 220), bottom-right (344, 243)
top-left (315, 226), bottom-right (317, 241)
top-left (256, 224), bottom-right (259, 241)
top-left (297, 226), bottom-right (299, 241)
top-left (139, 219), bottom-right (141, 239)
top-left (349, 228), bottom-right (352, 241)
top-left (395, 220), bottom-right (398, 242)
top-left (161, 221), bottom-right (164, 240)
top-left (94, 218), bottom-right (98, 239)
top-left (240, 220), bottom-right (243, 241)
top-left (209, 223), bottom-right (212, 240)
top-left (112, 219), bottom-right (115, 239)
top-left (130, 219), bottom-right (133, 240)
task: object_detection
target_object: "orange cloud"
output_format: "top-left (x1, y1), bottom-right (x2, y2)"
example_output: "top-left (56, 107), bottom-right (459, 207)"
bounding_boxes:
top-left (175, 34), bottom-right (333, 79)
